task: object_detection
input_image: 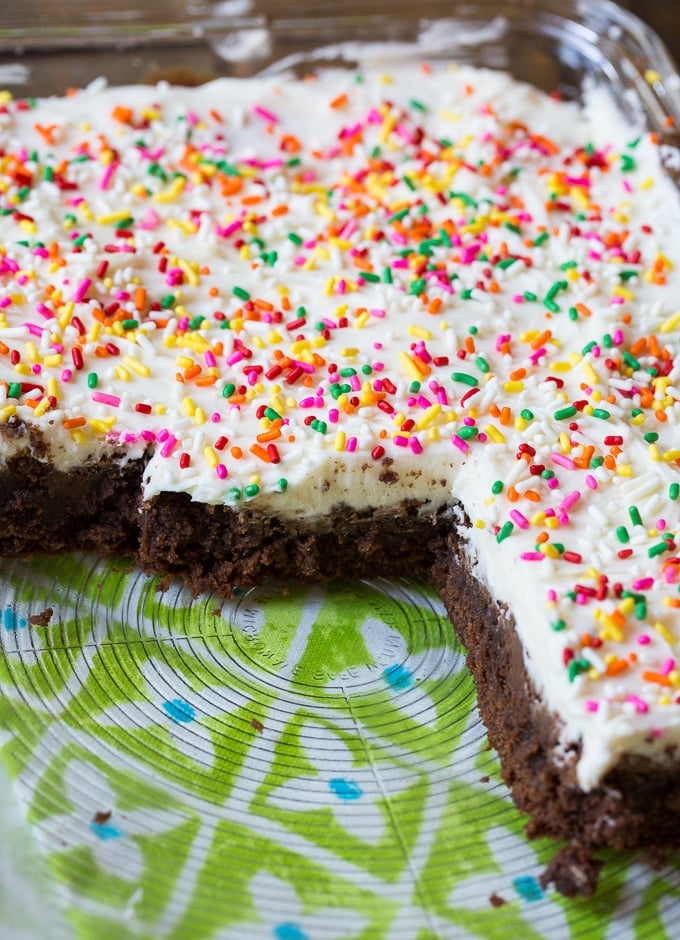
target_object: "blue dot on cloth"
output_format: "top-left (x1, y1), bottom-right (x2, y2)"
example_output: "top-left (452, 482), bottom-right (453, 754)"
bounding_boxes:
top-left (328, 777), bottom-right (363, 801)
top-left (89, 820), bottom-right (123, 841)
top-left (382, 663), bottom-right (413, 690)
top-left (3, 608), bottom-right (27, 631)
top-left (512, 874), bottom-right (544, 901)
top-left (162, 698), bottom-right (196, 723)
top-left (273, 923), bottom-right (308, 940)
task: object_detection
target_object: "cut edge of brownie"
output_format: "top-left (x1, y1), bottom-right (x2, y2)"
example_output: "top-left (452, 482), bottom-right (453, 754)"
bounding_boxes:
top-left (3, 447), bottom-right (680, 895)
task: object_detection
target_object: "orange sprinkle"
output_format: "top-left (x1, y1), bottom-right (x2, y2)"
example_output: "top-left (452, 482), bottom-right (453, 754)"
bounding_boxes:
top-left (499, 406), bottom-right (511, 426)
top-left (195, 375), bottom-right (218, 387)
top-left (428, 297), bottom-right (443, 315)
top-left (184, 364), bottom-right (202, 381)
top-left (271, 204), bottom-right (289, 217)
top-left (230, 446), bottom-right (243, 459)
top-left (509, 367), bottom-right (527, 381)
top-left (111, 105), bottom-right (133, 124)
top-left (531, 329), bottom-right (552, 350)
top-left (464, 336), bottom-right (476, 354)
top-left (574, 303), bottom-right (591, 318)
top-left (606, 659), bottom-right (628, 676)
top-left (642, 670), bottom-right (672, 687)
top-left (330, 92), bottom-right (348, 109)
top-left (506, 486), bottom-right (520, 503)
top-left (655, 409), bottom-right (668, 423)
top-left (0, 341), bottom-right (8, 355)
top-left (62, 416), bottom-right (86, 430)
top-left (536, 532), bottom-right (549, 543)
top-left (524, 490), bottom-right (541, 502)
top-left (250, 443), bottom-right (271, 463)
top-left (134, 287), bottom-right (146, 312)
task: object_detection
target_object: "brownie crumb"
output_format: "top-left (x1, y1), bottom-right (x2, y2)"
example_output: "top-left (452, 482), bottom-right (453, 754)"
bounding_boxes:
top-left (640, 847), bottom-right (670, 871)
top-left (479, 775), bottom-right (490, 783)
top-left (92, 810), bottom-right (112, 825)
top-left (540, 844), bottom-right (603, 898)
top-left (28, 607), bottom-right (53, 627)
top-left (489, 892), bottom-right (507, 907)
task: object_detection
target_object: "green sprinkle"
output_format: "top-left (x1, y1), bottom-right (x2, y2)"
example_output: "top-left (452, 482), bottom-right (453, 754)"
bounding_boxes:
top-left (43, 166), bottom-right (54, 182)
top-left (541, 469), bottom-right (555, 479)
top-left (568, 658), bottom-right (590, 682)
top-left (468, 325), bottom-right (478, 335)
top-left (121, 319), bottom-right (138, 330)
top-left (409, 278), bottom-right (427, 295)
top-left (670, 483), bottom-right (680, 501)
top-left (264, 407), bottom-right (281, 421)
top-left (503, 222), bottom-right (521, 235)
top-left (623, 351), bottom-right (640, 370)
top-left (551, 619), bottom-right (566, 632)
top-left (233, 286), bottom-right (250, 301)
top-left (475, 356), bottom-right (490, 374)
top-left (276, 478), bottom-right (288, 492)
top-left (460, 289), bottom-right (474, 300)
top-left (403, 175), bottom-right (416, 191)
top-left (222, 382), bottom-right (236, 398)
top-left (451, 371), bottom-right (479, 387)
top-left (621, 154), bottom-right (636, 172)
top-left (496, 257), bottom-right (517, 269)
top-left (287, 232), bottom-right (303, 245)
top-left (161, 294), bottom-right (176, 309)
top-left (287, 157), bottom-right (301, 167)
top-left (458, 425), bottom-right (478, 439)
top-left (383, 267), bottom-right (393, 284)
top-left (520, 409), bottom-right (534, 421)
top-left (450, 191), bottom-right (477, 208)
top-left (496, 521), bottom-right (514, 543)
top-left (409, 98), bottom-right (426, 111)
top-left (631, 408), bottom-right (644, 418)
top-left (616, 526), bottom-right (630, 543)
top-left (244, 483), bottom-right (260, 498)
top-left (533, 232), bottom-right (550, 246)
top-left (568, 306), bottom-right (579, 321)
top-left (629, 505), bottom-right (643, 527)
top-left (644, 431), bottom-right (659, 443)
top-left (560, 260), bottom-right (577, 271)
top-left (591, 408), bottom-right (611, 419)
top-left (87, 372), bottom-right (98, 389)
top-left (590, 455), bottom-right (605, 468)
top-left (7, 382), bottom-right (21, 399)
top-left (602, 333), bottom-right (613, 348)
top-left (361, 271), bottom-right (381, 283)
top-left (523, 291), bottom-right (537, 302)
top-left (554, 405), bottom-right (578, 420)
top-left (339, 367), bottom-right (357, 377)
top-left (409, 381), bottom-right (421, 393)
top-left (543, 299), bottom-right (560, 313)
top-left (491, 480), bottom-right (504, 495)
top-left (635, 600), bottom-right (647, 620)
top-left (229, 487), bottom-right (241, 502)
top-left (438, 227), bottom-right (452, 247)
top-left (546, 279), bottom-right (568, 300)
top-left (649, 541), bottom-right (670, 558)
top-left (619, 270), bottom-right (638, 282)
top-left (389, 207), bottom-right (410, 223)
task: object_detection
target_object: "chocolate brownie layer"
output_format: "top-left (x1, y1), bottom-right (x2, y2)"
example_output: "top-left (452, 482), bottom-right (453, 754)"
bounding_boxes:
top-left (3, 450), bottom-right (680, 895)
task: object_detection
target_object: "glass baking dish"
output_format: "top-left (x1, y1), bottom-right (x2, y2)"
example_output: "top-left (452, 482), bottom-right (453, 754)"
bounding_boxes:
top-left (1, 0), bottom-right (679, 137)
top-left (2, 2), bottom-right (680, 938)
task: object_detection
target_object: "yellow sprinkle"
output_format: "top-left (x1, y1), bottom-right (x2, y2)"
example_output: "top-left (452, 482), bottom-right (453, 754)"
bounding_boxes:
top-left (551, 361), bottom-right (572, 372)
top-left (89, 417), bottom-right (116, 433)
top-left (654, 621), bottom-right (675, 644)
top-left (514, 416), bottom-right (527, 432)
top-left (33, 397), bottom-right (50, 418)
top-left (46, 378), bottom-right (58, 399)
top-left (582, 362), bottom-right (599, 385)
top-left (203, 446), bottom-right (218, 468)
top-left (645, 68), bottom-right (661, 84)
top-left (662, 449), bottom-right (680, 462)
top-left (341, 347), bottom-right (358, 358)
top-left (154, 176), bottom-right (187, 203)
top-left (355, 310), bottom-right (369, 329)
top-left (334, 431), bottom-right (346, 452)
top-left (176, 355), bottom-right (193, 369)
top-left (484, 424), bottom-right (506, 444)
top-left (649, 444), bottom-right (661, 462)
top-left (616, 464), bottom-right (633, 477)
top-left (619, 596), bottom-right (635, 615)
top-left (43, 353), bottom-right (62, 368)
top-left (408, 324), bottom-right (432, 340)
top-left (473, 518), bottom-right (486, 529)
top-left (114, 365), bottom-right (130, 381)
top-left (96, 209), bottom-right (133, 225)
top-left (70, 429), bottom-right (87, 445)
top-left (0, 404), bottom-right (16, 423)
top-left (416, 404), bottom-right (442, 430)
top-left (182, 397), bottom-right (196, 417)
top-left (502, 380), bottom-right (524, 392)
top-left (25, 341), bottom-right (39, 363)
top-left (559, 432), bottom-right (571, 454)
top-left (659, 311), bottom-right (680, 334)
top-left (641, 178), bottom-right (655, 191)
top-left (631, 412), bottom-right (645, 426)
top-left (193, 407), bottom-right (206, 425)
top-left (545, 516), bottom-right (559, 529)
top-left (399, 351), bottom-right (424, 382)
top-left (14, 363), bottom-right (31, 376)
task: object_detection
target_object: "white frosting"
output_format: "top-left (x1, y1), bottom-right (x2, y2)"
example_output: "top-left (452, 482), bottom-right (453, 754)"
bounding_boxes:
top-left (2, 63), bottom-right (680, 788)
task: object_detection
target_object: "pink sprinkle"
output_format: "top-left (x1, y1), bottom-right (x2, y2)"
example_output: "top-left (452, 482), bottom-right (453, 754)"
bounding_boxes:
top-left (638, 634), bottom-right (651, 646)
top-left (521, 551), bottom-right (544, 561)
top-left (205, 351), bottom-right (217, 368)
top-left (61, 369), bottom-right (72, 382)
top-left (627, 695), bottom-right (649, 714)
top-left (211, 412), bottom-right (221, 423)
top-left (226, 351), bottom-right (244, 366)
top-left (409, 437), bottom-right (423, 455)
top-left (551, 453), bottom-right (576, 470)
top-left (547, 589), bottom-right (557, 602)
top-left (632, 577), bottom-right (654, 590)
top-left (345, 436), bottom-right (357, 453)
top-left (656, 518), bottom-right (667, 531)
top-left (215, 463), bottom-right (228, 479)
top-left (138, 208), bottom-right (160, 230)
top-left (546, 477), bottom-right (559, 490)
top-left (393, 435), bottom-right (409, 447)
top-left (662, 658), bottom-right (676, 676)
top-left (253, 104), bottom-right (278, 124)
top-left (0, 297), bottom-right (11, 308)
top-left (559, 490), bottom-right (581, 512)
top-left (328, 408), bottom-right (339, 424)
top-left (140, 430), bottom-right (156, 442)
top-left (452, 434), bottom-right (469, 453)
top-left (25, 323), bottom-right (45, 337)
top-left (585, 474), bottom-right (598, 489)
top-left (99, 160), bottom-right (119, 190)
top-left (157, 428), bottom-right (170, 443)
top-left (585, 700), bottom-right (599, 713)
top-left (509, 509), bottom-right (530, 529)
top-left (160, 434), bottom-right (179, 458)
top-left (91, 391), bottom-right (120, 407)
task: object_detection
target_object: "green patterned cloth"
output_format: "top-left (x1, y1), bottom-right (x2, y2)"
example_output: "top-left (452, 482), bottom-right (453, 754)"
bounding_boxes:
top-left (0, 553), bottom-right (679, 939)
